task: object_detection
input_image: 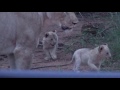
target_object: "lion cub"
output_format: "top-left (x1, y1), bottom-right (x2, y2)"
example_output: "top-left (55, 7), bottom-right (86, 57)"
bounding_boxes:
top-left (72, 44), bottom-right (111, 72)
top-left (42, 30), bottom-right (58, 60)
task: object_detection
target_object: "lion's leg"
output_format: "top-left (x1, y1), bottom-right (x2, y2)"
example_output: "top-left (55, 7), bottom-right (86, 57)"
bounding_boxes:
top-left (87, 60), bottom-right (99, 71)
top-left (44, 49), bottom-right (51, 60)
top-left (49, 47), bottom-right (57, 60)
top-left (98, 62), bottom-right (102, 71)
top-left (73, 55), bottom-right (81, 72)
top-left (13, 46), bottom-right (33, 70)
top-left (8, 53), bottom-right (16, 69)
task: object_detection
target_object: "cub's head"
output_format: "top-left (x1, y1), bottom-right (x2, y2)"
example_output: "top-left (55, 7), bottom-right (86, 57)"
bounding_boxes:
top-left (44, 30), bottom-right (58, 46)
top-left (98, 43), bottom-right (112, 60)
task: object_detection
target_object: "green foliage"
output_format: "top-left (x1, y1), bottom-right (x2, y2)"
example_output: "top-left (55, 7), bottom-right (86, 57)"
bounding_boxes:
top-left (64, 12), bottom-right (120, 71)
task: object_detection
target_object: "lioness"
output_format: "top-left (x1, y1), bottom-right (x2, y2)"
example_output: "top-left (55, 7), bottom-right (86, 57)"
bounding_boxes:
top-left (0, 12), bottom-right (78, 70)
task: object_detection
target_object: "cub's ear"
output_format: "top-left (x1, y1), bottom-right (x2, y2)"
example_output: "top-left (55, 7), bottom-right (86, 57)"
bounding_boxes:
top-left (53, 30), bottom-right (57, 33)
top-left (46, 12), bottom-right (52, 19)
top-left (98, 45), bottom-right (104, 53)
top-left (103, 43), bottom-right (108, 45)
top-left (45, 33), bottom-right (49, 38)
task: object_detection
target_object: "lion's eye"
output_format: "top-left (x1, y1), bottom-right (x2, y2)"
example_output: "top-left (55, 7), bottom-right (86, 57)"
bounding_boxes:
top-left (106, 52), bottom-right (109, 55)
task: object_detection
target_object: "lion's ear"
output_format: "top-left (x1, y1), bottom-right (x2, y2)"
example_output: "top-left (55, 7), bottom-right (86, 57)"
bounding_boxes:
top-left (45, 33), bottom-right (49, 38)
top-left (103, 43), bottom-right (108, 46)
top-left (53, 30), bottom-right (57, 33)
top-left (46, 12), bottom-right (53, 19)
top-left (98, 45), bottom-right (104, 53)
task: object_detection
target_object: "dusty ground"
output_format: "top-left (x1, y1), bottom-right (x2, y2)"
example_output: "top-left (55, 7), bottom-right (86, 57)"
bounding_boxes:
top-left (0, 13), bottom-right (117, 71)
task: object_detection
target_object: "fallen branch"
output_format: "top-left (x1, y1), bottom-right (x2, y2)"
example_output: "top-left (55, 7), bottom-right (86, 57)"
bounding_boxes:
top-left (31, 62), bottom-right (71, 70)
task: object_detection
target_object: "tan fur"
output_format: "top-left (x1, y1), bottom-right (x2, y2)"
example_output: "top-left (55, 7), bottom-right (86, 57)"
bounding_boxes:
top-left (0, 12), bottom-right (78, 70)
top-left (42, 12), bottom-right (79, 31)
top-left (72, 44), bottom-right (111, 72)
top-left (42, 30), bottom-right (58, 60)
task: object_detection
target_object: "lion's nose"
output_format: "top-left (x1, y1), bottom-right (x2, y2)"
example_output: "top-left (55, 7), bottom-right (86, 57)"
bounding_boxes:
top-left (109, 56), bottom-right (112, 59)
top-left (61, 26), bottom-right (72, 30)
top-left (72, 22), bottom-right (77, 25)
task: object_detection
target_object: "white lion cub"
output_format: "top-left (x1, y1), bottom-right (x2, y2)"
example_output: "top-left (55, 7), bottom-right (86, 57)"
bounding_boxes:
top-left (72, 44), bottom-right (111, 72)
top-left (42, 30), bottom-right (58, 60)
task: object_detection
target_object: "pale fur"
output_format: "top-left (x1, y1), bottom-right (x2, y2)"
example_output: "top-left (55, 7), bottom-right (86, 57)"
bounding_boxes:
top-left (72, 44), bottom-right (111, 72)
top-left (32, 44), bottom-right (111, 71)
top-left (42, 30), bottom-right (58, 60)
top-left (0, 12), bottom-right (78, 70)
